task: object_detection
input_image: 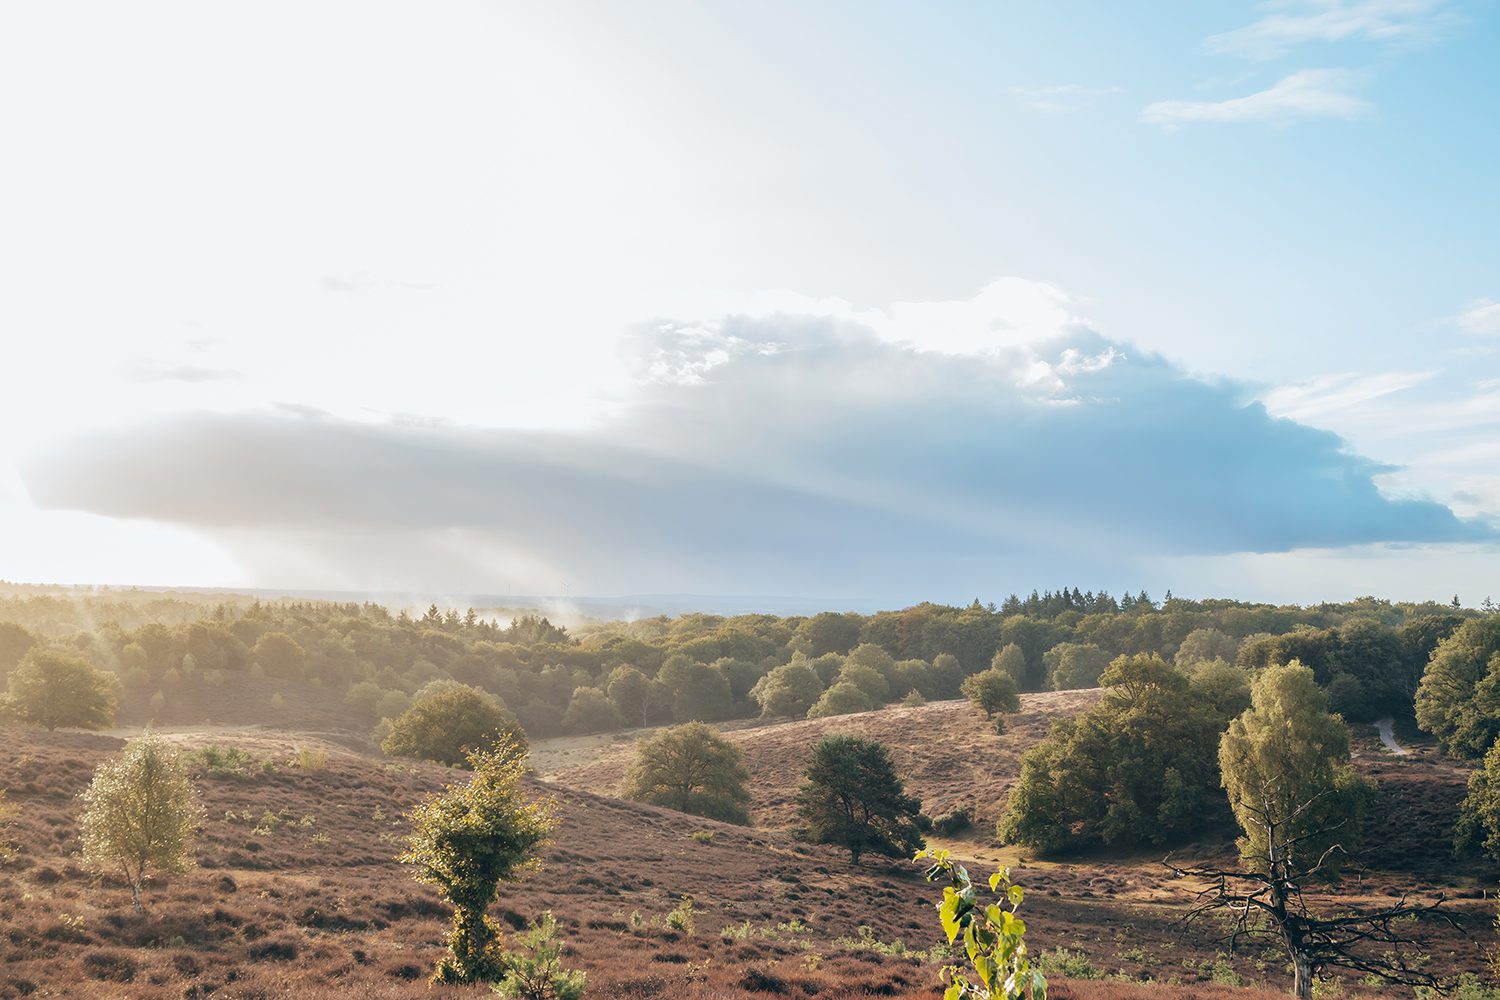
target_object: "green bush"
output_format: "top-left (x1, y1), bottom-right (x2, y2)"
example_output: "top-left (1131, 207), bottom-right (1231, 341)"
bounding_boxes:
top-left (492, 911), bottom-right (586, 1000)
top-left (383, 685), bottom-right (526, 768)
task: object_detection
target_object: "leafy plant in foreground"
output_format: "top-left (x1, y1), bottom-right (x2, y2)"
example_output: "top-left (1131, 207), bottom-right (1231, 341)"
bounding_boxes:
top-left (917, 848), bottom-right (1046, 1000)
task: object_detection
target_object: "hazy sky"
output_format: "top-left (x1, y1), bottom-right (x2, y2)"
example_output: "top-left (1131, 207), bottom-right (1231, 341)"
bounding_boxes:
top-left (3, 0), bottom-right (1498, 606)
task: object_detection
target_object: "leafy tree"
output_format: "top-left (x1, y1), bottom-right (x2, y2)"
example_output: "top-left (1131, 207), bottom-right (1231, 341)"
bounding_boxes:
top-left (1414, 616), bottom-right (1500, 757)
top-left (844, 643), bottom-right (898, 690)
top-left (990, 643), bottom-right (1028, 684)
top-left (5, 649), bottom-right (118, 731)
top-left (1173, 667), bottom-right (1433, 1000)
top-left (383, 684), bottom-right (526, 767)
top-left (79, 732), bottom-right (204, 912)
top-left (1219, 661), bottom-right (1369, 875)
top-left (1000, 654), bottom-right (1225, 853)
top-left (621, 722), bottom-right (751, 824)
top-left (1042, 642), bottom-right (1111, 691)
top-left (795, 735), bottom-right (923, 863)
top-left (1186, 658), bottom-right (1253, 720)
top-left (961, 668), bottom-right (1020, 719)
top-left (1455, 737), bottom-right (1500, 860)
top-left (401, 741), bottom-right (555, 984)
top-left (561, 685), bottom-right (623, 734)
top-left (917, 849), bottom-right (1046, 1000)
top-left (605, 665), bottom-right (662, 728)
top-left (749, 658), bottom-right (824, 718)
top-left (791, 611), bottom-right (862, 657)
top-left (806, 680), bottom-right (875, 718)
top-left (1174, 628), bottom-right (1239, 668)
top-left (928, 652), bottom-right (965, 699)
top-left (251, 631), bottom-right (306, 681)
top-left (0, 622), bottom-right (37, 681)
top-left (657, 655), bottom-right (733, 722)
top-left (835, 660), bottom-right (890, 704)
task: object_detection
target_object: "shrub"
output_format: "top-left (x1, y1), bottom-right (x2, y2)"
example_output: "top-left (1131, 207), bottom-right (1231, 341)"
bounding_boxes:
top-left (749, 658), bottom-right (825, 719)
top-left (665, 895), bottom-right (696, 935)
top-left (492, 911), bottom-right (586, 1000)
top-left (805, 680), bottom-right (874, 719)
top-left (292, 747), bottom-right (328, 771)
top-left (931, 806), bottom-right (972, 836)
top-left (197, 745), bottom-right (254, 779)
top-left (400, 740), bottom-right (555, 984)
top-left (622, 722), bottom-right (752, 824)
top-left (562, 685), bottom-right (624, 734)
top-left (383, 684), bottom-right (526, 767)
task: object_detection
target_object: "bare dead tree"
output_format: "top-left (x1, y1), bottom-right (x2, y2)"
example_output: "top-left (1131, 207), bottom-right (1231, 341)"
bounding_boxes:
top-left (1166, 787), bottom-right (1455, 1000)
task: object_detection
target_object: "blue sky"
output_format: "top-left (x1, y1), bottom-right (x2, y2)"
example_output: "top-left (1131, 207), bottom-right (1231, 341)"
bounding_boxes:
top-left (2, 1), bottom-right (1497, 606)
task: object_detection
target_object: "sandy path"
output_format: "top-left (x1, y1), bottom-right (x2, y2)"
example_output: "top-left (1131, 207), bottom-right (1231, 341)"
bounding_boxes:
top-left (1376, 717), bottom-right (1410, 756)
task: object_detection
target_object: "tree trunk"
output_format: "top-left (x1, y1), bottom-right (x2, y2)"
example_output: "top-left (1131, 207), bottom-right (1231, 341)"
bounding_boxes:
top-left (1291, 951), bottom-right (1313, 1000)
top-left (130, 879), bottom-right (143, 914)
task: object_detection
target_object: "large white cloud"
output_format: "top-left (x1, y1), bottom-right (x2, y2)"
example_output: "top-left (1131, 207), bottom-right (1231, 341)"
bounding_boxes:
top-left (24, 292), bottom-right (1490, 600)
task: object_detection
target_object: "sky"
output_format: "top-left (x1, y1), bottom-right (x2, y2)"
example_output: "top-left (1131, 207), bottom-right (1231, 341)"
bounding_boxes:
top-left (2, 0), bottom-right (1498, 609)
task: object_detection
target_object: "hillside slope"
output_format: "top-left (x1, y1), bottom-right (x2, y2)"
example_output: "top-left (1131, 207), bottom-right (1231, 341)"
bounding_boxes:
top-left (537, 691), bottom-right (1101, 828)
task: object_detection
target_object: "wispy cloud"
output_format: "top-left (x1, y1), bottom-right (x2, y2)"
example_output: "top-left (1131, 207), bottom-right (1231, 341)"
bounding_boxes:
top-left (1208, 0), bottom-right (1458, 60)
top-left (1262, 369), bottom-right (1436, 422)
top-left (1454, 298), bottom-right (1500, 336)
top-left (1140, 69), bottom-right (1371, 129)
top-left (125, 362), bottom-right (242, 384)
top-left (1010, 84), bottom-right (1121, 114)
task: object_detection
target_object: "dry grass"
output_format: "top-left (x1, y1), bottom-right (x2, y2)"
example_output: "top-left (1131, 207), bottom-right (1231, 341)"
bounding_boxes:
top-left (0, 700), bottom-right (1492, 999)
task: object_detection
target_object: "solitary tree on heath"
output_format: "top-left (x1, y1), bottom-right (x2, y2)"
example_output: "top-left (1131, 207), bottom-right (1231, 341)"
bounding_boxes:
top-left (79, 732), bottom-right (203, 912)
top-left (401, 739), bottom-right (555, 984)
top-left (796, 735), bottom-right (923, 863)
top-left (6, 649), bottom-right (118, 732)
top-left (961, 668), bottom-right (1020, 719)
top-left (622, 722), bottom-right (751, 824)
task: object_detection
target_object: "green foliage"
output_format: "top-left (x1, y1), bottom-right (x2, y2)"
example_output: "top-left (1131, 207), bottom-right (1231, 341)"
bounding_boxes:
top-left (251, 631), bottom-right (306, 681)
top-left (1035, 948), bottom-right (1103, 980)
top-left (1042, 643), bottom-right (1111, 691)
top-left (79, 732), bottom-right (204, 911)
top-left (1219, 661), bottom-right (1370, 875)
top-left (1415, 616), bottom-right (1500, 758)
top-left (604, 665), bottom-right (655, 728)
top-left (665, 894), bottom-right (696, 934)
top-left (917, 849), bottom-right (1046, 1000)
top-left (1186, 658), bottom-right (1253, 720)
top-left (691, 829), bottom-right (715, 844)
top-left (749, 657), bottom-right (825, 718)
top-left (835, 660), bottom-right (890, 704)
top-left (806, 680), bottom-right (875, 718)
top-left (999, 654), bottom-right (1226, 853)
top-left (5, 649), bottom-right (118, 731)
top-left (490, 911), bottom-right (586, 1000)
top-left (796, 735), bottom-right (923, 863)
top-left (197, 744), bottom-right (255, 779)
top-left (657, 655), bottom-right (734, 722)
top-left (382, 684), bottom-right (526, 767)
top-left (990, 643), bottom-right (1028, 684)
top-left (961, 669), bottom-right (1019, 719)
top-left (562, 685), bottom-right (624, 734)
top-left (1454, 737), bottom-right (1500, 859)
top-left (621, 722), bottom-right (751, 824)
top-left (400, 740), bottom-right (555, 984)
top-left (0, 788), bottom-right (15, 864)
top-left (1174, 628), bottom-right (1240, 669)
top-left (291, 747), bottom-right (328, 771)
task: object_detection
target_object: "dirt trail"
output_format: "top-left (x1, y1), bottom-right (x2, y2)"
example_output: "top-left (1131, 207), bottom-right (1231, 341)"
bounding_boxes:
top-left (1376, 717), bottom-right (1410, 756)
